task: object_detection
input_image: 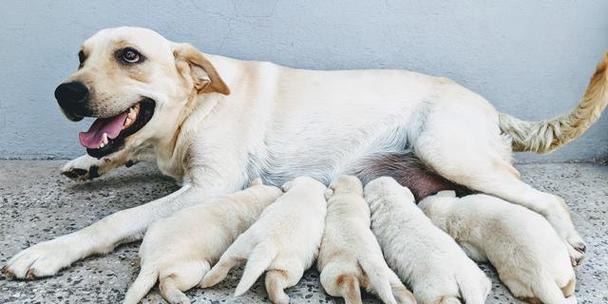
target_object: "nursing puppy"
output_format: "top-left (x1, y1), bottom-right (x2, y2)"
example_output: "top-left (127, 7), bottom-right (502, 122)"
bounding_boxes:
top-left (123, 178), bottom-right (282, 304)
top-left (419, 191), bottom-right (576, 304)
top-left (200, 176), bottom-right (327, 304)
top-left (318, 175), bottom-right (416, 304)
top-left (365, 177), bottom-right (491, 304)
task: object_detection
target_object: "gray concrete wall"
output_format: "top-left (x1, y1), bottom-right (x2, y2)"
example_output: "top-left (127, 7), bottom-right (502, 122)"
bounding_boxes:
top-left (1, 0), bottom-right (607, 162)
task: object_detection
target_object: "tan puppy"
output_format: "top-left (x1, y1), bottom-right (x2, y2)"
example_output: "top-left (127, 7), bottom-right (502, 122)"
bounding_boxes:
top-left (318, 175), bottom-right (416, 304)
top-left (200, 176), bottom-right (327, 304)
top-left (365, 177), bottom-right (491, 304)
top-left (419, 191), bottom-right (576, 304)
top-left (123, 178), bottom-right (282, 304)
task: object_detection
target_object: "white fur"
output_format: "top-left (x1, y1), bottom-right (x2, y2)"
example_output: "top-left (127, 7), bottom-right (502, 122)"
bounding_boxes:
top-left (199, 176), bottom-right (327, 304)
top-left (365, 177), bottom-right (491, 304)
top-left (5, 27), bottom-right (603, 279)
top-left (419, 191), bottom-right (576, 304)
top-left (317, 175), bottom-right (416, 304)
top-left (122, 179), bottom-right (282, 304)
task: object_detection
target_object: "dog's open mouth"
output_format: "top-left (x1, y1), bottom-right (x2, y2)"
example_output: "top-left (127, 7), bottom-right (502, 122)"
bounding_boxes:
top-left (79, 99), bottom-right (155, 158)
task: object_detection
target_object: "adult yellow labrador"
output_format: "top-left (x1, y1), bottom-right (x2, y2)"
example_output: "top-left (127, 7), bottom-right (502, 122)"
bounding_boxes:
top-left (3, 27), bottom-right (606, 279)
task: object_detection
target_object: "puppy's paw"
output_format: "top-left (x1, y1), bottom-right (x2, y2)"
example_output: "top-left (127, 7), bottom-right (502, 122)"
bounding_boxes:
top-left (566, 243), bottom-right (585, 267)
top-left (438, 296), bottom-right (462, 304)
top-left (563, 233), bottom-right (586, 267)
top-left (3, 238), bottom-right (82, 279)
top-left (61, 155), bottom-right (101, 181)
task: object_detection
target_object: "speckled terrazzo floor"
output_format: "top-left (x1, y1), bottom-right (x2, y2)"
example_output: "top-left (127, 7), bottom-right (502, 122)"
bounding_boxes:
top-left (0, 161), bottom-right (606, 304)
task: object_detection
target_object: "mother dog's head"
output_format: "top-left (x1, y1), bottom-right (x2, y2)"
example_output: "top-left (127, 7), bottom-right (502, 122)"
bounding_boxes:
top-left (54, 27), bottom-right (230, 158)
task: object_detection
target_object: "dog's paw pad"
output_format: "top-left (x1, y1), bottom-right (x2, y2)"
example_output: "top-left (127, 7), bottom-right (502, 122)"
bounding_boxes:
top-left (61, 165), bottom-right (99, 181)
top-left (61, 168), bottom-right (89, 179)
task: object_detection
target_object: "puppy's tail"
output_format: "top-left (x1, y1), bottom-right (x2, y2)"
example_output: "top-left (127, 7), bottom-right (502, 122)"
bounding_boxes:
top-left (234, 242), bottom-right (277, 296)
top-left (123, 263), bottom-right (158, 304)
top-left (499, 52), bottom-right (608, 153)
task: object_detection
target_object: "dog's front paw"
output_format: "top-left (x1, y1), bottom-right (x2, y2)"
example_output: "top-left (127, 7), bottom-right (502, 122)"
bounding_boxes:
top-left (61, 155), bottom-right (101, 181)
top-left (2, 238), bottom-right (81, 279)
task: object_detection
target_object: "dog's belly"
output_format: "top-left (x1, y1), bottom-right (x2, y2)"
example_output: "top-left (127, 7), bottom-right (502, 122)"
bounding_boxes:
top-left (353, 152), bottom-right (471, 201)
top-left (254, 150), bottom-right (469, 202)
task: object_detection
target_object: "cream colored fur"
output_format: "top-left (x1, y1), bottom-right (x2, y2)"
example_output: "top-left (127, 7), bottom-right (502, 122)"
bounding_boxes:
top-left (499, 53), bottom-right (608, 153)
top-left (5, 27), bottom-right (605, 281)
top-left (122, 178), bottom-right (282, 304)
top-left (365, 177), bottom-right (491, 304)
top-left (419, 191), bottom-right (576, 304)
top-left (317, 175), bottom-right (416, 304)
top-left (199, 176), bottom-right (327, 304)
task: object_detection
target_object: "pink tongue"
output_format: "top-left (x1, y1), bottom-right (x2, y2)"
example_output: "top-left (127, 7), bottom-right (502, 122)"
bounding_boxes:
top-left (79, 112), bottom-right (128, 149)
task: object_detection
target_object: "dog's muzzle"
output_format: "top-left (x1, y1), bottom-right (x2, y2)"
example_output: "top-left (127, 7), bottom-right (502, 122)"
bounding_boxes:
top-left (55, 81), bottom-right (89, 121)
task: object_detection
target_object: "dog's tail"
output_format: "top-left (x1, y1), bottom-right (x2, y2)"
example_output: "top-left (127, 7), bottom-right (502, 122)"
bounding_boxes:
top-left (499, 52), bottom-right (608, 153)
top-left (123, 263), bottom-right (158, 304)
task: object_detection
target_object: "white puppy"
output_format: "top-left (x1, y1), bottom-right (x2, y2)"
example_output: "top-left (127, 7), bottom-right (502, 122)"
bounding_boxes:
top-left (364, 177), bottom-right (491, 304)
top-left (200, 176), bottom-right (327, 304)
top-left (419, 191), bottom-right (576, 304)
top-left (123, 178), bottom-right (282, 304)
top-left (317, 175), bottom-right (416, 304)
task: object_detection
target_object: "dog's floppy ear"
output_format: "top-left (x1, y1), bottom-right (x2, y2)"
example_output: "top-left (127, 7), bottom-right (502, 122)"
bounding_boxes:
top-left (173, 43), bottom-right (230, 95)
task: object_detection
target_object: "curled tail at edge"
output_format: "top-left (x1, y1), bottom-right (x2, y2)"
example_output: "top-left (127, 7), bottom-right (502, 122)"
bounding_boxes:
top-left (499, 52), bottom-right (608, 153)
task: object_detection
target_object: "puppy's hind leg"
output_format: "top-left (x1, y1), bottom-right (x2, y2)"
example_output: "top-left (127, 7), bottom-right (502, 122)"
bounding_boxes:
top-left (358, 257), bottom-right (400, 304)
top-left (387, 271), bottom-right (417, 304)
top-left (530, 271), bottom-right (570, 304)
top-left (159, 261), bottom-right (211, 304)
top-left (265, 255), bottom-right (306, 304)
top-left (200, 234), bottom-right (256, 288)
top-left (159, 276), bottom-right (191, 304)
top-left (265, 270), bottom-right (293, 304)
top-left (123, 264), bottom-right (159, 304)
top-left (234, 242), bottom-right (278, 296)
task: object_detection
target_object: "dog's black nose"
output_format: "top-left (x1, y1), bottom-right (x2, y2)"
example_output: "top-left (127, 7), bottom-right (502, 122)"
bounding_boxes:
top-left (55, 81), bottom-right (89, 111)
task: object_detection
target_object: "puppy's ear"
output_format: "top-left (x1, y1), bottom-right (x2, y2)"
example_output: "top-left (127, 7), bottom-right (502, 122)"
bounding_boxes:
top-left (173, 43), bottom-right (230, 95)
top-left (281, 181), bottom-right (293, 192)
top-left (249, 178), bottom-right (263, 187)
top-left (324, 188), bottom-right (335, 200)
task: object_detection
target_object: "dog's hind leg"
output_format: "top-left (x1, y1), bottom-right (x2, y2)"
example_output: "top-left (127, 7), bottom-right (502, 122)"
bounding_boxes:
top-left (413, 104), bottom-right (585, 265)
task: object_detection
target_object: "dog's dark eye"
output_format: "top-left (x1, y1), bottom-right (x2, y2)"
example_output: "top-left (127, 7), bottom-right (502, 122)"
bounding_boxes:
top-left (117, 47), bottom-right (143, 64)
top-left (78, 50), bottom-right (86, 68)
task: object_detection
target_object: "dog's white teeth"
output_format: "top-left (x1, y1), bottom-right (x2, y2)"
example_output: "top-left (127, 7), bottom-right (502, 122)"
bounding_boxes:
top-left (99, 133), bottom-right (109, 148)
top-left (124, 104), bottom-right (139, 128)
